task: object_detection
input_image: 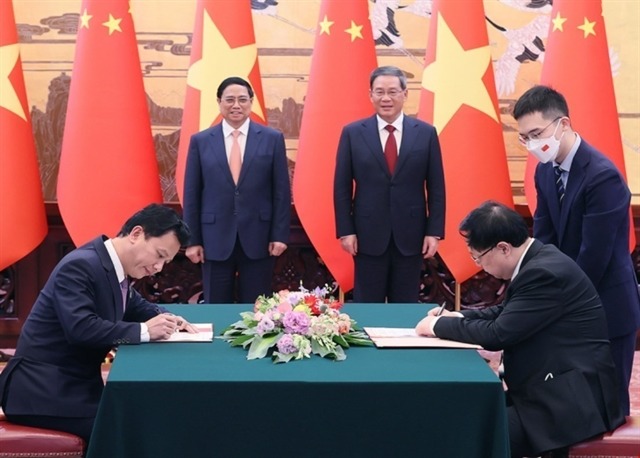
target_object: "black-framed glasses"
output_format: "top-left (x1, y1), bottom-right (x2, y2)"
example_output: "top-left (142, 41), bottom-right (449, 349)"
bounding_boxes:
top-left (470, 246), bottom-right (495, 263)
top-left (518, 117), bottom-right (562, 144)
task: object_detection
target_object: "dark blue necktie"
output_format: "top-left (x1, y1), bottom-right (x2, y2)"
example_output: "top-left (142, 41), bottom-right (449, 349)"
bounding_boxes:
top-left (120, 278), bottom-right (129, 311)
top-left (554, 166), bottom-right (565, 206)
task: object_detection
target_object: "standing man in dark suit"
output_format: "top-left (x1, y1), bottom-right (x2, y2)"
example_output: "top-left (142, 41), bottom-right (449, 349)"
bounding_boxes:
top-left (183, 77), bottom-right (291, 304)
top-left (416, 201), bottom-right (625, 458)
top-left (334, 66), bottom-right (445, 303)
top-left (513, 85), bottom-right (640, 415)
top-left (0, 204), bottom-right (193, 444)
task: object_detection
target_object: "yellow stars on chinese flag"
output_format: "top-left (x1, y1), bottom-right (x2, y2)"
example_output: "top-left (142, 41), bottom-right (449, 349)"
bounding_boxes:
top-left (318, 15), bottom-right (363, 41)
top-left (552, 11), bottom-right (597, 38)
top-left (102, 14), bottom-right (122, 35)
top-left (79, 9), bottom-right (125, 36)
top-left (344, 20), bottom-right (363, 41)
top-left (577, 17), bottom-right (597, 38)
top-left (187, 9), bottom-right (264, 130)
top-left (421, 14), bottom-right (498, 133)
top-left (80, 9), bottom-right (92, 29)
top-left (551, 12), bottom-right (567, 32)
top-left (319, 15), bottom-right (334, 35)
top-left (0, 43), bottom-right (26, 121)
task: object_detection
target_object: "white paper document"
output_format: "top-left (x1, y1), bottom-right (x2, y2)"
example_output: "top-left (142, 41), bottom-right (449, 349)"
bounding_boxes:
top-left (364, 327), bottom-right (482, 349)
top-left (155, 323), bottom-right (214, 343)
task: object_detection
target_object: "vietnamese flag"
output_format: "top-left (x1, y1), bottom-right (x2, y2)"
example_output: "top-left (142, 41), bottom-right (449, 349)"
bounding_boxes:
top-left (523, 0), bottom-right (635, 249)
top-left (418, 0), bottom-right (513, 283)
top-left (293, 0), bottom-right (378, 292)
top-left (58, 0), bottom-right (162, 246)
top-left (0, 0), bottom-right (47, 270)
top-left (176, 0), bottom-right (267, 204)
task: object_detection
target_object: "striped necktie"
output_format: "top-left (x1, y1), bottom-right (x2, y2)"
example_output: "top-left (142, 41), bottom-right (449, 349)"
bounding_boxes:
top-left (554, 166), bottom-right (565, 206)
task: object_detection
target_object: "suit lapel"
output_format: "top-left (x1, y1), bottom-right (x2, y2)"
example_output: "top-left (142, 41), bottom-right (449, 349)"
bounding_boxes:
top-left (395, 116), bottom-right (418, 176)
top-left (540, 163), bottom-right (562, 228)
top-left (208, 125), bottom-right (236, 186)
top-left (360, 116), bottom-right (390, 177)
top-left (239, 121), bottom-right (262, 186)
top-left (557, 144), bottom-right (588, 245)
top-left (93, 237), bottom-right (124, 319)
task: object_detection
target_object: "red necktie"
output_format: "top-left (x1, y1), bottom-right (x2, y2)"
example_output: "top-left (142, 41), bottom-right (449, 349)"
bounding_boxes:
top-left (384, 125), bottom-right (397, 173)
top-left (229, 130), bottom-right (242, 184)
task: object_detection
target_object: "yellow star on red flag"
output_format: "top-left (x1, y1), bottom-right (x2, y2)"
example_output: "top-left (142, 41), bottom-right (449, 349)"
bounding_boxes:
top-left (421, 13), bottom-right (498, 132)
top-left (0, 43), bottom-right (26, 121)
top-left (577, 17), bottom-right (596, 38)
top-left (187, 9), bottom-right (264, 130)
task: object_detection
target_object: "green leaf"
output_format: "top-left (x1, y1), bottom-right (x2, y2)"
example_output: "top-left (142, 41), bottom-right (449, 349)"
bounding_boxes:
top-left (247, 334), bottom-right (280, 360)
top-left (333, 334), bottom-right (349, 348)
top-left (311, 338), bottom-right (332, 357)
top-left (272, 352), bottom-right (295, 364)
top-left (229, 334), bottom-right (254, 347)
top-left (333, 346), bottom-right (347, 361)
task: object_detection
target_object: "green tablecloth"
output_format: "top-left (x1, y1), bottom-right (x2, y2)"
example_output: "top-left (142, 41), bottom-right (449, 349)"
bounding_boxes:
top-left (86, 304), bottom-right (508, 458)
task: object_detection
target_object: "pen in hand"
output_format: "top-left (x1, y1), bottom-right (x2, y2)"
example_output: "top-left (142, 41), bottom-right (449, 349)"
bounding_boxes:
top-left (435, 301), bottom-right (447, 317)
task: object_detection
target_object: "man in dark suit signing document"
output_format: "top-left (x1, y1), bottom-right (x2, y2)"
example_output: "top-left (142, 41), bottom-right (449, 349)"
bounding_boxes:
top-left (416, 201), bottom-right (625, 458)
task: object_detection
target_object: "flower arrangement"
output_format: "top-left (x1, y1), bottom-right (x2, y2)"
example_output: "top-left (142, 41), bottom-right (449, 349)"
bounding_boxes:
top-left (220, 285), bottom-right (372, 363)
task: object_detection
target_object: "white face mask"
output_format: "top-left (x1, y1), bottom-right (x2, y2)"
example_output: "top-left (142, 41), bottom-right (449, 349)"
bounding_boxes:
top-left (526, 119), bottom-right (565, 163)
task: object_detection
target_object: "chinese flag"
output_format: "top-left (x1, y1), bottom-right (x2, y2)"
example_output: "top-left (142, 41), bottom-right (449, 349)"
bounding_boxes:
top-left (418, 0), bottom-right (513, 283)
top-left (176, 0), bottom-right (267, 204)
top-left (523, 0), bottom-right (635, 249)
top-left (292, 0), bottom-right (378, 292)
top-left (58, 0), bottom-right (162, 246)
top-left (0, 0), bottom-right (47, 270)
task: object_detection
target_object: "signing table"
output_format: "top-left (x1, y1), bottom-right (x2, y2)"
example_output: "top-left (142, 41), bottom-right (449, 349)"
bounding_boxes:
top-left (86, 304), bottom-right (508, 458)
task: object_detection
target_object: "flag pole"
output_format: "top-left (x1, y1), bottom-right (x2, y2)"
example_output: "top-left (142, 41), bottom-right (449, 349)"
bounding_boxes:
top-left (454, 282), bottom-right (461, 311)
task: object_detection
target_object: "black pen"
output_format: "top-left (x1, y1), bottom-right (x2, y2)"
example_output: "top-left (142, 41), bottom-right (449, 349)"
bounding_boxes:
top-left (435, 301), bottom-right (447, 316)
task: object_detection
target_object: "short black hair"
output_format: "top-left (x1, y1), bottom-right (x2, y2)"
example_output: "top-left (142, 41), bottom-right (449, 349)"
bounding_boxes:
top-left (118, 204), bottom-right (191, 246)
top-left (216, 77), bottom-right (254, 99)
top-left (459, 201), bottom-right (528, 251)
top-left (512, 85), bottom-right (569, 121)
top-left (370, 66), bottom-right (407, 90)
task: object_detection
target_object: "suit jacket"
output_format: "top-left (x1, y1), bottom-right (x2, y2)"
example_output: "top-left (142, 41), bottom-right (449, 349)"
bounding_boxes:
top-left (183, 121), bottom-right (291, 260)
top-left (533, 139), bottom-right (640, 339)
top-left (334, 114), bottom-right (445, 256)
top-left (434, 240), bottom-right (624, 454)
top-left (0, 237), bottom-right (162, 418)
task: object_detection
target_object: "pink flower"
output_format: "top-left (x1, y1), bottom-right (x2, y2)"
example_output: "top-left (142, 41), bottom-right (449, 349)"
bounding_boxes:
top-left (277, 301), bottom-right (292, 313)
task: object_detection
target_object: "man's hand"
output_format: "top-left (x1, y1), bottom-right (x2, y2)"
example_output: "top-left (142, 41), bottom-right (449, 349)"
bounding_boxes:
top-left (415, 315), bottom-right (437, 337)
top-left (145, 313), bottom-right (181, 341)
top-left (186, 245), bottom-right (204, 264)
top-left (422, 236), bottom-right (440, 259)
top-left (340, 235), bottom-right (358, 256)
top-left (269, 242), bottom-right (287, 257)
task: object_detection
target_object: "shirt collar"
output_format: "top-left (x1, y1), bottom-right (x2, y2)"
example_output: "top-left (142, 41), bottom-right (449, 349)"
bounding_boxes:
top-left (104, 239), bottom-right (126, 283)
top-left (554, 133), bottom-right (581, 172)
top-left (222, 118), bottom-right (250, 138)
top-left (512, 238), bottom-right (535, 281)
top-left (376, 113), bottom-right (404, 133)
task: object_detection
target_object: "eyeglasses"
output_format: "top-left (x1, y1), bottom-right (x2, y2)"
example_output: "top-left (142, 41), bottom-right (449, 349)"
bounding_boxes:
top-left (371, 89), bottom-right (404, 99)
top-left (518, 117), bottom-right (562, 144)
top-left (470, 246), bottom-right (495, 264)
top-left (221, 97), bottom-right (252, 106)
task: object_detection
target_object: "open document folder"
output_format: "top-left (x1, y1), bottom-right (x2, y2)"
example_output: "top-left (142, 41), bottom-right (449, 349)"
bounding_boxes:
top-left (364, 327), bottom-right (482, 349)
top-left (154, 323), bottom-right (214, 343)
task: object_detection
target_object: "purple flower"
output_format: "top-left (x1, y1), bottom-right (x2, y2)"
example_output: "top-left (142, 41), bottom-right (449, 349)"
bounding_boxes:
top-left (282, 311), bottom-right (310, 335)
top-left (256, 316), bottom-right (275, 336)
top-left (276, 334), bottom-right (297, 354)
